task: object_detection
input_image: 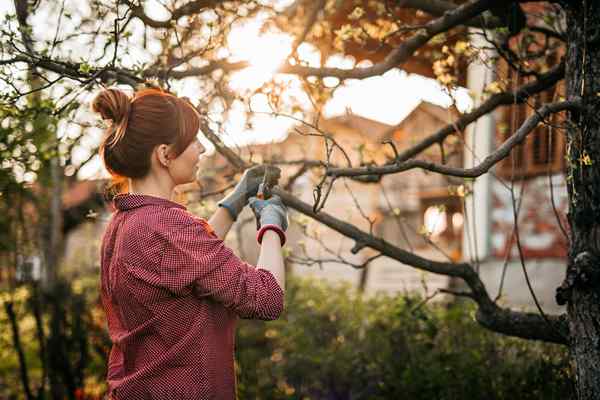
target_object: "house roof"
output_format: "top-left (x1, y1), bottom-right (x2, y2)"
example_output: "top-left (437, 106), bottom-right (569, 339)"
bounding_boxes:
top-left (378, 100), bottom-right (457, 142)
top-left (324, 114), bottom-right (394, 139)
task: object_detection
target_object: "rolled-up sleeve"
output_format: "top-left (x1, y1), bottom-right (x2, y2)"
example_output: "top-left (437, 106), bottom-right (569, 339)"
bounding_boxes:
top-left (160, 212), bottom-right (284, 320)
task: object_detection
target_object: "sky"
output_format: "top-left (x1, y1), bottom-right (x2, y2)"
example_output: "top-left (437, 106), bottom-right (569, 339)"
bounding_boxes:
top-left (0, 1), bottom-right (473, 181)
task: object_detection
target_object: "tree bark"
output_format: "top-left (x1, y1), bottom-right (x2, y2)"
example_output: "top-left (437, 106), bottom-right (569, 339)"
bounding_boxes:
top-left (4, 301), bottom-right (34, 400)
top-left (561, 1), bottom-right (600, 398)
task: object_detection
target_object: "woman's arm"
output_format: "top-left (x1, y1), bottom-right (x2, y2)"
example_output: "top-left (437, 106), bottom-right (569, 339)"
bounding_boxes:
top-left (209, 207), bottom-right (285, 291)
top-left (208, 205), bottom-right (234, 240)
top-left (257, 230), bottom-right (285, 292)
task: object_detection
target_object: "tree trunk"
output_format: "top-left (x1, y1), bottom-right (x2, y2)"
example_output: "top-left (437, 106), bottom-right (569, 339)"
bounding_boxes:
top-left (562, 2), bottom-right (600, 398)
top-left (44, 156), bottom-right (63, 288)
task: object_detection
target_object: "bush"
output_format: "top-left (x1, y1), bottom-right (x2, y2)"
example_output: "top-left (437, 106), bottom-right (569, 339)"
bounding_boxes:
top-left (235, 277), bottom-right (574, 400)
top-left (1, 276), bottom-right (573, 399)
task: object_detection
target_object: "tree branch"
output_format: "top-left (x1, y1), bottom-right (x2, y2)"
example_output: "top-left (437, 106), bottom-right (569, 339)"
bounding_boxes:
top-left (4, 54), bottom-right (142, 87)
top-left (5, 301), bottom-right (34, 400)
top-left (326, 99), bottom-right (580, 178)
top-left (290, 0), bottom-right (326, 55)
top-left (143, 60), bottom-right (249, 80)
top-left (400, 0), bottom-right (503, 29)
top-left (128, 0), bottom-right (224, 28)
top-left (0, 0), bottom-right (521, 90)
top-left (198, 111), bottom-right (569, 345)
top-left (168, 0), bottom-right (497, 80)
top-left (393, 61), bottom-right (565, 162)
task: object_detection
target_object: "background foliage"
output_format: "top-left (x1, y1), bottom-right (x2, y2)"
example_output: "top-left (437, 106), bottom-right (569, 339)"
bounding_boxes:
top-left (236, 277), bottom-right (574, 399)
top-left (0, 276), bottom-right (573, 399)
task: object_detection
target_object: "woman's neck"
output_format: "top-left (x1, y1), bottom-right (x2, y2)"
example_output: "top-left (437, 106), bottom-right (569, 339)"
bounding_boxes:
top-left (128, 175), bottom-right (175, 200)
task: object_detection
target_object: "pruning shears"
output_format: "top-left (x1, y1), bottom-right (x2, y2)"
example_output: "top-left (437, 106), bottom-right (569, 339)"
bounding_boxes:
top-left (255, 168), bottom-right (273, 229)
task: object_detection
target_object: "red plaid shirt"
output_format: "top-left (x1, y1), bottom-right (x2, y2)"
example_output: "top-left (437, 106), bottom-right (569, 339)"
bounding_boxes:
top-left (100, 194), bottom-right (284, 399)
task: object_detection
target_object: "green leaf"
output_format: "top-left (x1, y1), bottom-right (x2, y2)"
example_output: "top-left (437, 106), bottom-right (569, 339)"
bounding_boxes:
top-left (78, 62), bottom-right (91, 74)
top-left (495, 27), bottom-right (510, 36)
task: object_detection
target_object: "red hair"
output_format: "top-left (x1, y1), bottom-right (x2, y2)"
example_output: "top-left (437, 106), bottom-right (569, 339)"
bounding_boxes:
top-left (91, 88), bottom-right (201, 197)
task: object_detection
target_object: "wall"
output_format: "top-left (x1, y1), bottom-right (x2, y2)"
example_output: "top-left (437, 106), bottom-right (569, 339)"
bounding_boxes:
top-left (490, 175), bottom-right (568, 259)
top-left (479, 258), bottom-right (566, 314)
top-left (474, 174), bottom-right (569, 313)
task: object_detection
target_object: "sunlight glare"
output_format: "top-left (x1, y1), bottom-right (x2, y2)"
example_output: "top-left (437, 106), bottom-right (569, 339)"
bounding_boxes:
top-left (424, 206), bottom-right (448, 238)
top-left (228, 19), bottom-right (293, 91)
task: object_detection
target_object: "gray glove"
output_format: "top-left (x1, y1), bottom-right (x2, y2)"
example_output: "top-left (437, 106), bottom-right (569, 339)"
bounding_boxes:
top-left (249, 195), bottom-right (288, 231)
top-left (249, 194), bottom-right (288, 245)
top-left (218, 165), bottom-right (281, 221)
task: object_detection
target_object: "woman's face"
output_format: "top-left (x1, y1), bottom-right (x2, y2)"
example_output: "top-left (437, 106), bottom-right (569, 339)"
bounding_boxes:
top-left (168, 137), bottom-right (206, 185)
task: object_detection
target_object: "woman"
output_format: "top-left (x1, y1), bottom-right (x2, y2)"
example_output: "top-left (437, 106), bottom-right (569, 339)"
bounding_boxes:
top-left (94, 88), bottom-right (288, 399)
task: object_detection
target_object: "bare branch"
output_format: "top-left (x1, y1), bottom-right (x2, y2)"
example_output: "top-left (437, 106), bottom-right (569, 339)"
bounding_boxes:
top-left (197, 182), bottom-right (237, 199)
top-left (290, 0), bottom-right (326, 56)
top-left (143, 60), bottom-right (249, 80)
top-left (4, 54), bottom-right (142, 87)
top-left (392, 62), bottom-right (564, 163)
top-left (14, 0), bottom-right (35, 54)
top-left (198, 119), bottom-right (247, 170)
top-left (127, 0), bottom-right (224, 28)
top-left (198, 115), bottom-right (568, 344)
top-left (283, 164), bottom-right (309, 191)
top-left (5, 301), bottom-right (34, 400)
top-left (475, 307), bottom-right (567, 344)
top-left (399, 0), bottom-right (503, 29)
top-left (327, 99), bottom-right (581, 178)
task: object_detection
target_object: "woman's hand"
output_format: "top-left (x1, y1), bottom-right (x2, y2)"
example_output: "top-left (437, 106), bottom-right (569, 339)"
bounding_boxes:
top-left (252, 195), bottom-right (288, 291)
top-left (249, 195), bottom-right (288, 245)
top-left (249, 195), bottom-right (288, 231)
top-left (217, 165), bottom-right (281, 221)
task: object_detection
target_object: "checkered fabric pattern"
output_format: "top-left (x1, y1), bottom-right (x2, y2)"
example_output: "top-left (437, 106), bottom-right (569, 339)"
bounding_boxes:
top-left (100, 194), bottom-right (284, 399)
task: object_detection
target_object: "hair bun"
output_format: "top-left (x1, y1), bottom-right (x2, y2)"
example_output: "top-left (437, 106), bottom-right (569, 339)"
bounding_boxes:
top-left (91, 88), bottom-right (132, 124)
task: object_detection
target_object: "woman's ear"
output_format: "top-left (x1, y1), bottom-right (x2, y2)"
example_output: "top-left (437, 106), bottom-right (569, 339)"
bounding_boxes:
top-left (155, 144), bottom-right (171, 168)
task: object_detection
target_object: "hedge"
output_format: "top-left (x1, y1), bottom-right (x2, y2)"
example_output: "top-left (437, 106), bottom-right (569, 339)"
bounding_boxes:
top-left (235, 277), bottom-right (574, 400)
top-left (0, 276), bottom-right (574, 399)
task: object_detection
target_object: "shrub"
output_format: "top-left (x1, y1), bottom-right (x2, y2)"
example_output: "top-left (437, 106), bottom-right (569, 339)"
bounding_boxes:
top-left (235, 277), bottom-right (574, 400)
top-left (1, 276), bottom-right (573, 399)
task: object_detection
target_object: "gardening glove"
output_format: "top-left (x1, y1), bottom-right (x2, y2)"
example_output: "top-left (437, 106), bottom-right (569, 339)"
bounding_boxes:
top-left (249, 194), bottom-right (288, 245)
top-left (218, 165), bottom-right (281, 221)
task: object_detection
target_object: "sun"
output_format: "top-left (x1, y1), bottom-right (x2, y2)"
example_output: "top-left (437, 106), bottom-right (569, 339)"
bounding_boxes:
top-left (227, 19), bottom-right (293, 91)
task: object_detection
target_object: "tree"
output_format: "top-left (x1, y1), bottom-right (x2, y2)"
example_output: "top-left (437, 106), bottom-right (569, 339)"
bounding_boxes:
top-left (0, 0), bottom-right (597, 397)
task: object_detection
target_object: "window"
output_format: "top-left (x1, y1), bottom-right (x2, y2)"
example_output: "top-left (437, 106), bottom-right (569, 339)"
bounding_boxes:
top-left (418, 192), bottom-right (463, 261)
top-left (496, 66), bottom-right (566, 180)
top-left (376, 189), bottom-right (463, 261)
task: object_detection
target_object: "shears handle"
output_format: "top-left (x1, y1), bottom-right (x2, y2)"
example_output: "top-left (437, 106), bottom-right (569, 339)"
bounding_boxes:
top-left (255, 177), bottom-right (271, 229)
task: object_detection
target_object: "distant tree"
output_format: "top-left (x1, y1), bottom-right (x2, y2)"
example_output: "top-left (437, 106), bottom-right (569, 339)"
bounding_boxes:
top-left (1, 0), bottom-right (597, 398)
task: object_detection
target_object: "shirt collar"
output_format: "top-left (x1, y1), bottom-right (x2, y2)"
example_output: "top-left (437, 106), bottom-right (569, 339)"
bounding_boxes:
top-left (113, 193), bottom-right (187, 211)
